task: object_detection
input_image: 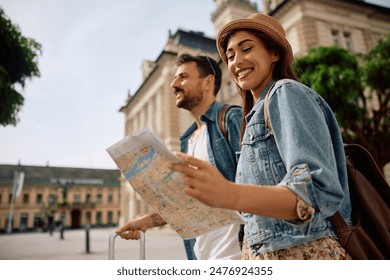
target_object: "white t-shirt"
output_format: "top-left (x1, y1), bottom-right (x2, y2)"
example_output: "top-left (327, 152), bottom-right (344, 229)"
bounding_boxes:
top-left (187, 125), bottom-right (241, 260)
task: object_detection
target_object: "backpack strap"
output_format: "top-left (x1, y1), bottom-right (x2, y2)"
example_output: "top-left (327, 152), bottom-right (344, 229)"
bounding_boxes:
top-left (218, 105), bottom-right (241, 139)
top-left (218, 104), bottom-right (244, 249)
top-left (263, 83), bottom-right (276, 135)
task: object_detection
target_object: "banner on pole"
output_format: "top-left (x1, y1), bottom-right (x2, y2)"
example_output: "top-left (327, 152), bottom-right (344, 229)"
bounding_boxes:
top-left (12, 171), bottom-right (25, 198)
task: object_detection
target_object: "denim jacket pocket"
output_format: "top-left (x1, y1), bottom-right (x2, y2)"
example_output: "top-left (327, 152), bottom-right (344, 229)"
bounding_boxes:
top-left (238, 121), bottom-right (286, 186)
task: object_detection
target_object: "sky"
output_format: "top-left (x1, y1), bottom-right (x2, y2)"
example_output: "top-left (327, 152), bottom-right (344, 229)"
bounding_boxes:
top-left (0, 0), bottom-right (389, 170)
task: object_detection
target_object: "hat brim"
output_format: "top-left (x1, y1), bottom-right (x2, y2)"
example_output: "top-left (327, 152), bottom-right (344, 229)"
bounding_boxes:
top-left (216, 17), bottom-right (292, 64)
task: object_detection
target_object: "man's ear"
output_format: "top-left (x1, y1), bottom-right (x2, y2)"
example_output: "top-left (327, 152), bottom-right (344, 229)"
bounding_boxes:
top-left (203, 75), bottom-right (215, 91)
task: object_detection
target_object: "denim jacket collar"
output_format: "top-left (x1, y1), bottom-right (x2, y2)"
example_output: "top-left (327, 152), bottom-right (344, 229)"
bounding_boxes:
top-left (246, 80), bottom-right (276, 122)
top-left (180, 101), bottom-right (220, 142)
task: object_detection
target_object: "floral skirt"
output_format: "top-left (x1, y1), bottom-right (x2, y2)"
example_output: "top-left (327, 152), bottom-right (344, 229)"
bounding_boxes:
top-left (241, 236), bottom-right (351, 260)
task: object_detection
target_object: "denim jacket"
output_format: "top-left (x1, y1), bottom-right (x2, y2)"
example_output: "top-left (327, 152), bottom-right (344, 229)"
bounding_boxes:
top-left (236, 79), bottom-right (352, 255)
top-left (180, 101), bottom-right (242, 182)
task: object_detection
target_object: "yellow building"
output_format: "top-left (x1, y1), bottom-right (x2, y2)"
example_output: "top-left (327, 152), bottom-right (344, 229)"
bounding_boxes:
top-left (118, 0), bottom-right (390, 224)
top-left (0, 164), bottom-right (120, 233)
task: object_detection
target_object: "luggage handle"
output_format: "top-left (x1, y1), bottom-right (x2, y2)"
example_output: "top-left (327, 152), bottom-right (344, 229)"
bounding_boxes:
top-left (108, 231), bottom-right (146, 260)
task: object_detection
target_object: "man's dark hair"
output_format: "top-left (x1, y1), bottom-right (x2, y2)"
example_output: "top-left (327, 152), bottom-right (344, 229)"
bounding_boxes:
top-left (176, 53), bottom-right (222, 96)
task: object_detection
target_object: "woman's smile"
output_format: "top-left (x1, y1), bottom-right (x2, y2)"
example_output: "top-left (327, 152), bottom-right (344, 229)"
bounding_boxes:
top-left (237, 68), bottom-right (253, 78)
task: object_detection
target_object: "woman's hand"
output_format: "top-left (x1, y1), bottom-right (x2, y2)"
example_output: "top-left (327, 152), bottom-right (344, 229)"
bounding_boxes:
top-left (170, 152), bottom-right (237, 209)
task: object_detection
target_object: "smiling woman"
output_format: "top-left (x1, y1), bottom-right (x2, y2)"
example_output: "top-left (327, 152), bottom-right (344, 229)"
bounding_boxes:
top-left (170, 13), bottom-right (353, 260)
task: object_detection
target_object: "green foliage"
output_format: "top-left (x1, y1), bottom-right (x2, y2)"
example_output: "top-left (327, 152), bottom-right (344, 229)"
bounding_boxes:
top-left (293, 40), bottom-right (390, 171)
top-left (363, 33), bottom-right (390, 91)
top-left (361, 33), bottom-right (390, 170)
top-left (0, 7), bottom-right (42, 126)
top-left (293, 46), bottom-right (363, 132)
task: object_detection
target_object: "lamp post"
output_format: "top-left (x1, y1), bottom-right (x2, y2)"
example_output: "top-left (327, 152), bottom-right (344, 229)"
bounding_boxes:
top-left (56, 179), bottom-right (74, 240)
top-left (85, 213), bottom-right (91, 254)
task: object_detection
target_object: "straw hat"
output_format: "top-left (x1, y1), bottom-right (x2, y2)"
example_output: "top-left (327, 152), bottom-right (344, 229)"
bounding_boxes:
top-left (216, 13), bottom-right (293, 65)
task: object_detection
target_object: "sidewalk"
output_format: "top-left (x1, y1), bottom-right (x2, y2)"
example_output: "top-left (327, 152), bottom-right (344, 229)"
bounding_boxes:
top-left (0, 226), bottom-right (187, 260)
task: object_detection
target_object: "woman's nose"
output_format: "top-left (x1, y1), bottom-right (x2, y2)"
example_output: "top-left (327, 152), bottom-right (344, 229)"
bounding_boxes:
top-left (233, 53), bottom-right (244, 66)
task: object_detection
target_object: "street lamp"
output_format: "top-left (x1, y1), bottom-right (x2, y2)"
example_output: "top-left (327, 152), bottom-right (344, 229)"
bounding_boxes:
top-left (56, 179), bottom-right (74, 240)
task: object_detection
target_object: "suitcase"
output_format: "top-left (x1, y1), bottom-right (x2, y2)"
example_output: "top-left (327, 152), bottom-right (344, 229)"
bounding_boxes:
top-left (108, 231), bottom-right (146, 260)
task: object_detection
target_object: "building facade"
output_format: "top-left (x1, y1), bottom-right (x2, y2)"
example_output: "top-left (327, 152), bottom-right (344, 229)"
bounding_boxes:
top-left (264, 0), bottom-right (390, 57)
top-left (0, 164), bottom-right (121, 233)
top-left (118, 0), bottom-right (390, 224)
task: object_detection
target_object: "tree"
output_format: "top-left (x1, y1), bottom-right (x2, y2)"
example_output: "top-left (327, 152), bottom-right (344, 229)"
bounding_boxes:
top-left (361, 33), bottom-right (390, 173)
top-left (293, 41), bottom-right (390, 172)
top-left (0, 7), bottom-right (41, 126)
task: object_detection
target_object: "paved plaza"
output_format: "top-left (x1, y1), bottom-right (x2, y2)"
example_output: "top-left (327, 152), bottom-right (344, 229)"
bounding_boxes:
top-left (0, 226), bottom-right (187, 260)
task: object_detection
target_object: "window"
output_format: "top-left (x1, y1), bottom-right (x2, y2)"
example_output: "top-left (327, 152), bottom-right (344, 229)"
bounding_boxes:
top-left (73, 194), bottom-right (81, 203)
top-left (86, 194), bottom-right (91, 204)
top-left (343, 32), bottom-right (353, 51)
top-left (331, 29), bottom-right (354, 51)
top-left (108, 194), bottom-right (113, 203)
top-left (85, 211), bottom-right (91, 223)
top-left (23, 194), bottom-right (29, 204)
top-left (36, 194), bottom-right (43, 204)
top-left (331, 29), bottom-right (339, 46)
top-left (34, 212), bottom-right (41, 229)
top-left (107, 211), bottom-right (113, 224)
top-left (20, 213), bottom-right (29, 231)
top-left (97, 194), bottom-right (102, 204)
top-left (151, 96), bottom-right (157, 132)
top-left (96, 211), bottom-right (102, 225)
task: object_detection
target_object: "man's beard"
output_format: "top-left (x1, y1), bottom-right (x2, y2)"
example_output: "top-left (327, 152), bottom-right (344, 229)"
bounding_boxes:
top-left (177, 86), bottom-right (204, 111)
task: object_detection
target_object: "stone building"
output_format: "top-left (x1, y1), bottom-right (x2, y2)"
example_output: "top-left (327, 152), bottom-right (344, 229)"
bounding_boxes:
top-left (263, 0), bottom-right (390, 56)
top-left (0, 164), bottom-right (120, 233)
top-left (118, 0), bottom-right (390, 225)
